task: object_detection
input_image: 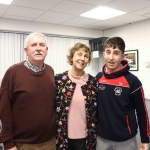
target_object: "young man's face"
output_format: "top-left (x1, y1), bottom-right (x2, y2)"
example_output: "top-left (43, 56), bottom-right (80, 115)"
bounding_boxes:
top-left (103, 46), bottom-right (125, 73)
top-left (24, 35), bottom-right (48, 65)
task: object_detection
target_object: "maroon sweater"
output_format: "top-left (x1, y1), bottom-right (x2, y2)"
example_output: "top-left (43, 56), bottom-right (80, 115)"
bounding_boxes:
top-left (0, 61), bottom-right (56, 149)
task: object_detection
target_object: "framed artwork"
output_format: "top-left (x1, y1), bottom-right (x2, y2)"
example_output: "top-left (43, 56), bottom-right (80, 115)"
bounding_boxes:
top-left (124, 49), bottom-right (138, 71)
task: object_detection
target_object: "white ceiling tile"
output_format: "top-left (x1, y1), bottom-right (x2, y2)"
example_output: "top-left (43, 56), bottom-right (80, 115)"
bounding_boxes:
top-left (60, 22), bottom-right (84, 27)
top-left (65, 16), bottom-right (100, 25)
top-left (12, 0), bottom-right (64, 10)
top-left (84, 22), bottom-right (110, 30)
top-left (105, 0), bottom-right (150, 12)
top-left (34, 11), bottom-right (76, 24)
top-left (131, 7), bottom-right (150, 15)
top-left (84, 20), bottom-right (125, 30)
top-left (5, 6), bottom-right (45, 18)
top-left (0, 13), bottom-right (2, 17)
top-left (69, 0), bottom-right (114, 6)
top-left (143, 13), bottom-right (150, 18)
top-left (0, 4), bottom-right (9, 14)
top-left (84, 25), bottom-right (109, 30)
top-left (51, 1), bottom-right (95, 15)
top-left (109, 13), bottom-right (148, 23)
top-left (3, 15), bottom-right (34, 21)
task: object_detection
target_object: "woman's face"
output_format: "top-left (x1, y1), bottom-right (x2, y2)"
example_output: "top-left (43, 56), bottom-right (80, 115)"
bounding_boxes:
top-left (71, 47), bottom-right (90, 72)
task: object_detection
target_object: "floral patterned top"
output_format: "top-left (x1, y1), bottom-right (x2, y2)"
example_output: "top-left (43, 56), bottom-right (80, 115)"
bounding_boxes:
top-left (55, 71), bottom-right (98, 150)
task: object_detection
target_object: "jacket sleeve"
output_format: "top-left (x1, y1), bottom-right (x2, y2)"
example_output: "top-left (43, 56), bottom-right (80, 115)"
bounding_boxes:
top-left (0, 71), bottom-right (15, 149)
top-left (130, 86), bottom-right (150, 143)
top-left (96, 71), bottom-right (103, 79)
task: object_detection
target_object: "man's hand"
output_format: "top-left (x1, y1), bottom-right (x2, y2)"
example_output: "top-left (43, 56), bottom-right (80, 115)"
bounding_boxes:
top-left (139, 143), bottom-right (149, 150)
top-left (8, 146), bottom-right (17, 150)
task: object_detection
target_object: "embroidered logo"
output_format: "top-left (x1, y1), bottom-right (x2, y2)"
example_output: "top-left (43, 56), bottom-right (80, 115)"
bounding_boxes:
top-left (119, 82), bottom-right (122, 85)
top-left (114, 87), bottom-right (122, 96)
top-left (98, 85), bottom-right (105, 90)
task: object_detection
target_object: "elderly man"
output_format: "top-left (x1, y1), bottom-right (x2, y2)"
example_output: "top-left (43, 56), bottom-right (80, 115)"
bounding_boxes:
top-left (0, 32), bottom-right (56, 150)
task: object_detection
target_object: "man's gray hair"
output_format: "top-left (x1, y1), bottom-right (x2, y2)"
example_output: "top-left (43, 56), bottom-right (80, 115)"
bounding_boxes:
top-left (24, 32), bottom-right (47, 48)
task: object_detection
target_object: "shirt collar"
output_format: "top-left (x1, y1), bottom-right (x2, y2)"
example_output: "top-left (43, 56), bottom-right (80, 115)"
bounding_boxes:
top-left (24, 57), bottom-right (45, 72)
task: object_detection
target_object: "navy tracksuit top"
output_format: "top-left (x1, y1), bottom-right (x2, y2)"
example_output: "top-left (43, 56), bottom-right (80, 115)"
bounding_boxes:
top-left (96, 60), bottom-right (150, 143)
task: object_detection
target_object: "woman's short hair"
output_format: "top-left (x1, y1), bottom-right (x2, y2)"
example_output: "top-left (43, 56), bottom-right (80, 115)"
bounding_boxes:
top-left (24, 32), bottom-right (47, 48)
top-left (67, 42), bottom-right (92, 65)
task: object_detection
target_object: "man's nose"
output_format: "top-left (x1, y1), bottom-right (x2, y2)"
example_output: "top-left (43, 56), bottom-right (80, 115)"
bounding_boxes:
top-left (36, 45), bottom-right (41, 50)
top-left (109, 54), bottom-right (114, 59)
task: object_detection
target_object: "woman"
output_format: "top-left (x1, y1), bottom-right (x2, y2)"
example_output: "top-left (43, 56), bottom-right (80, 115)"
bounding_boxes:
top-left (55, 42), bottom-right (98, 150)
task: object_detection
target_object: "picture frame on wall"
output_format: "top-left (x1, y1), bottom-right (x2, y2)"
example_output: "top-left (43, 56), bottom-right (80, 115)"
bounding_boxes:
top-left (124, 49), bottom-right (138, 71)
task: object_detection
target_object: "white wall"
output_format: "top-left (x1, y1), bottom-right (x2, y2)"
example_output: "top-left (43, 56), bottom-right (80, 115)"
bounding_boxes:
top-left (98, 52), bottom-right (105, 72)
top-left (0, 18), bottom-right (103, 39)
top-left (103, 18), bottom-right (150, 100)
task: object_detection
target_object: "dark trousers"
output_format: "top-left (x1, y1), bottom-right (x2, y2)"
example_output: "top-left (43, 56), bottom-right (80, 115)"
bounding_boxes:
top-left (68, 138), bottom-right (86, 150)
top-left (0, 144), bottom-right (3, 150)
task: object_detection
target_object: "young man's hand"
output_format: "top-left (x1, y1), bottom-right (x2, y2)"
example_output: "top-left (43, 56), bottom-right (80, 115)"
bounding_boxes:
top-left (139, 143), bottom-right (149, 150)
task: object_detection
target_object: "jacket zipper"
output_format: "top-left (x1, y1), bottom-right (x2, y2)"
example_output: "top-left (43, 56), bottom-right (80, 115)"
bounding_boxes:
top-left (126, 115), bottom-right (131, 134)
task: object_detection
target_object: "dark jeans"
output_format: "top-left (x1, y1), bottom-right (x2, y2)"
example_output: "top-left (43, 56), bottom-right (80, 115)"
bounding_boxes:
top-left (68, 138), bottom-right (86, 150)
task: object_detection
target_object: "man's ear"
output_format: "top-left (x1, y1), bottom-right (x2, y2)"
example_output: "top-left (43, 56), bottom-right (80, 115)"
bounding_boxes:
top-left (45, 47), bottom-right (48, 55)
top-left (24, 48), bottom-right (28, 55)
top-left (103, 51), bottom-right (105, 57)
top-left (122, 54), bottom-right (125, 60)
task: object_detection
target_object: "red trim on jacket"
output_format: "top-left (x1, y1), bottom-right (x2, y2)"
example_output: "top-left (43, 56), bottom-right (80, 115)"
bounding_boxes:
top-left (126, 115), bottom-right (131, 134)
top-left (140, 87), bottom-right (150, 136)
top-left (98, 75), bottom-right (130, 87)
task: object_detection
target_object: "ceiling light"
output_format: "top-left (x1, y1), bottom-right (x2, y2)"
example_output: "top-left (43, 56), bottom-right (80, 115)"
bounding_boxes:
top-left (0, 0), bottom-right (13, 4)
top-left (80, 6), bottom-right (126, 20)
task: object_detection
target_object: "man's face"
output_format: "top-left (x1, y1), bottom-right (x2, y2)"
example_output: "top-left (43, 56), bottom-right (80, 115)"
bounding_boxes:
top-left (103, 46), bottom-right (125, 73)
top-left (24, 35), bottom-right (48, 65)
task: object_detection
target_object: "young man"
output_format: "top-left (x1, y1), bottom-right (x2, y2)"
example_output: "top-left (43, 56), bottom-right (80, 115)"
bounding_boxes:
top-left (96, 37), bottom-right (150, 150)
top-left (0, 32), bottom-right (56, 150)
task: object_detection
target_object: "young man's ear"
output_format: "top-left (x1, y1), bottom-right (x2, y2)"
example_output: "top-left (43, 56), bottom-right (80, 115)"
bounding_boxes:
top-left (103, 51), bottom-right (105, 57)
top-left (122, 54), bottom-right (125, 60)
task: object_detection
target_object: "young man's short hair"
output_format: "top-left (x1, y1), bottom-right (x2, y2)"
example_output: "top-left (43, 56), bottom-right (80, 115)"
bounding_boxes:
top-left (104, 37), bottom-right (125, 54)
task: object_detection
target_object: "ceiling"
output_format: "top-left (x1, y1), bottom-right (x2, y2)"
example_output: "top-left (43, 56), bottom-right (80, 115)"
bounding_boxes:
top-left (0, 0), bottom-right (150, 30)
